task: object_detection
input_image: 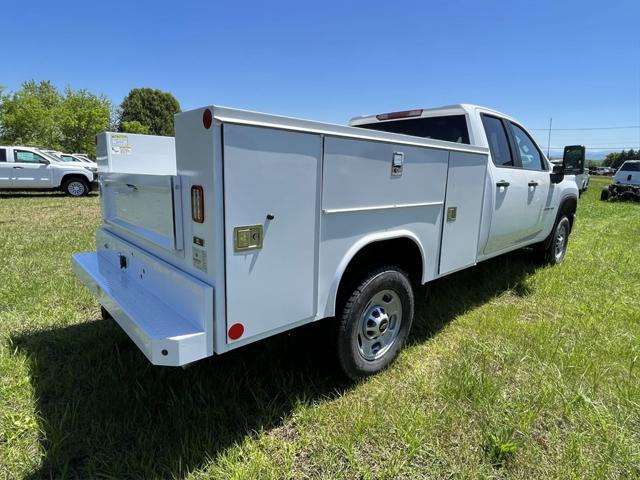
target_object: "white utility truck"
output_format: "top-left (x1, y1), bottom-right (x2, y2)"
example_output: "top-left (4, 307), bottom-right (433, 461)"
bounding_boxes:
top-left (73, 104), bottom-right (581, 379)
top-left (0, 146), bottom-right (96, 196)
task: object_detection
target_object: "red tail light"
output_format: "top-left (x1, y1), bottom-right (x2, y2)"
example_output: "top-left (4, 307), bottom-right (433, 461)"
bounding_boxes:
top-left (376, 109), bottom-right (423, 121)
top-left (191, 185), bottom-right (205, 223)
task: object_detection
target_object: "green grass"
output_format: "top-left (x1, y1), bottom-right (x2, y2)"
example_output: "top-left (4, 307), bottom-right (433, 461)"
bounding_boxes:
top-left (1, 177), bottom-right (639, 479)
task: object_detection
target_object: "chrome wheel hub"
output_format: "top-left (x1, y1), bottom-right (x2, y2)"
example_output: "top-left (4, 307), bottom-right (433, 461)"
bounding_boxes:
top-left (554, 223), bottom-right (567, 261)
top-left (357, 289), bottom-right (402, 361)
top-left (68, 181), bottom-right (85, 196)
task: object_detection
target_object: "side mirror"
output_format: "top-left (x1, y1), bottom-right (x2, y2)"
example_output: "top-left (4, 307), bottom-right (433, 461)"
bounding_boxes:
top-left (562, 145), bottom-right (586, 174)
top-left (40, 159), bottom-right (50, 165)
top-left (550, 163), bottom-right (564, 184)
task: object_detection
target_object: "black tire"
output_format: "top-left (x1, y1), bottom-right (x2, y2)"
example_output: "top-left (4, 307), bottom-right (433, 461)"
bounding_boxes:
top-left (600, 187), bottom-right (610, 201)
top-left (63, 177), bottom-right (89, 197)
top-left (542, 215), bottom-right (571, 265)
top-left (337, 266), bottom-right (414, 380)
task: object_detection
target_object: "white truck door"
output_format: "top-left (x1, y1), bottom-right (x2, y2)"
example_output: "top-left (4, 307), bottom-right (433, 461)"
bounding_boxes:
top-left (223, 124), bottom-right (321, 344)
top-left (439, 151), bottom-right (487, 274)
top-left (0, 148), bottom-right (12, 187)
top-left (481, 115), bottom-right (542, 254)
top-left (11, 149), bottom-right (53, 188)
top-left (506, 122), bottom-right (551, 238)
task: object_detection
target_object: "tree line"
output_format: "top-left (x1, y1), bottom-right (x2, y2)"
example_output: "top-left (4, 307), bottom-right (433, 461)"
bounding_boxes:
top-left (602, 149), bottom-right (639, 169)
top-left (0, 80), bottom-right (180, 158)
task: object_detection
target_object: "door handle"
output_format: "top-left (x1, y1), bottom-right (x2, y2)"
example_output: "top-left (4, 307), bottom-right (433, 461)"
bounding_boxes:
top-left (496, 180), bottom-right (510, 187)
top-left (12, 166), bottom-right (24, 169)
top-left (528, 181), bottom-right (539, 187)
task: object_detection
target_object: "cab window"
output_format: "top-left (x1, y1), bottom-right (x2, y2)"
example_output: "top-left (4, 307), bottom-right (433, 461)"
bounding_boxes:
top-left (0, 148), bottom-right (6, 162)
top-left (509, 123), bottom-right (546, 171)
top-left (481, 115), bottom-right (514, 167)
top-left (357, 115), bottom-right (470, 144)
top-left (14, 150), bottom-right (47, 164)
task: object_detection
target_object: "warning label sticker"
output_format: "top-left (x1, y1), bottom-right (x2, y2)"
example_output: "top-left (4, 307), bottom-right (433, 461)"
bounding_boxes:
top-left (111, 134), bottom-right (132, 155)
top-left (111, 146), bottom-right (132, 155)
top-left (193, 248), bottom-right (207, 273)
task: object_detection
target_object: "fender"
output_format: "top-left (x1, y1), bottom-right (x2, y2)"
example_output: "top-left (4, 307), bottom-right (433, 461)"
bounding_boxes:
top-left (541, 193), bottom-right (578, 248)
top-left (323, 229), bottom-right (427, 317)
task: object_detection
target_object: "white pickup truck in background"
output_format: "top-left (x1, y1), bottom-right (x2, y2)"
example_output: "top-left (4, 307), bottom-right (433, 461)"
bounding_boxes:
top-left (73, 104), bottom-right (581, 379)
top-left (0, 146), bottom-right (97, 196)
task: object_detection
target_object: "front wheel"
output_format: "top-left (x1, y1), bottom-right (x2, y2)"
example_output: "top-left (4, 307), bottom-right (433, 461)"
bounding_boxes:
top-left (543, 215), bottom-right (571, 265)
top-left (63, 177), bottom-right (89, 197)
top-left (337, 266), bottom-right (414, 380)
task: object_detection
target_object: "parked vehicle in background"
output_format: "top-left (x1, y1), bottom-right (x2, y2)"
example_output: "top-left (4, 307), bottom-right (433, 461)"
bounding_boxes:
top-left (0, 146), bottom-right (96, 196)
top-left (73, 104), bottom-right (580, 379)
top-left (59, 153), bottom-right (98, 173)
top-left (601, 160), bottom-right (640, 201)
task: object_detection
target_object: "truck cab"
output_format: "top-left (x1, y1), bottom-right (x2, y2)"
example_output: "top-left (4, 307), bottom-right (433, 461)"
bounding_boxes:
top-left (350, 104), bottom-right (579, 259)
top-left (0, 145), bottom-right (96, 196)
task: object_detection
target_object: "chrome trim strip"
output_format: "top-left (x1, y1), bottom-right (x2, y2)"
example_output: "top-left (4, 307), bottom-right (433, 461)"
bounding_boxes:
top-left (322, 201), bottom-right (443, 214)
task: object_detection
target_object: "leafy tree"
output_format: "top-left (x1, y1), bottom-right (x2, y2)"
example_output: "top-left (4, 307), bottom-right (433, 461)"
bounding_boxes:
top-left (119, 120), bottom-right (151, 134)
top-left (604, 149), bottom-right (640, 169)
top-left (0, 80), bottom-right (62, 148)
top-left (58, 87), bottom-right (111, 155)
top-left (118, 88), bottom-right (180, 136)
top-left (0, 80), bottom-right (111, 157)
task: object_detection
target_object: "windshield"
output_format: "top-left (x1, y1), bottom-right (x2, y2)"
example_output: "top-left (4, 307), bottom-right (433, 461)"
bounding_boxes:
top-left (620, 162), bottom-right (640, 172)
top-left (38, 150), bottom-right (64, 162)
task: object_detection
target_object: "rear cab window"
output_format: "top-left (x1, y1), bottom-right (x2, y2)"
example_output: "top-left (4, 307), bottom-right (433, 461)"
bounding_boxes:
top-left (0, 148), bottom-right (6, 162)
top-left (355, 115), bottom-right (470, 144)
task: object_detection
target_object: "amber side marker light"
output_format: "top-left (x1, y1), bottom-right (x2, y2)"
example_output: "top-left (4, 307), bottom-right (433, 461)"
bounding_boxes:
top-left (191, 185), bottom-right (205, 223)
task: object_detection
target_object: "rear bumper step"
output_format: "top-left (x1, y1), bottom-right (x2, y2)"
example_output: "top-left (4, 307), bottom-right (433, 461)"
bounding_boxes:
top-left (73, 246), bottom-right (212, 366)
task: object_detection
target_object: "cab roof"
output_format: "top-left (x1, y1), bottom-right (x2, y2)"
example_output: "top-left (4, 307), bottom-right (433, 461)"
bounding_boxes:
top-left (349, 104), bottom-right (516, 126)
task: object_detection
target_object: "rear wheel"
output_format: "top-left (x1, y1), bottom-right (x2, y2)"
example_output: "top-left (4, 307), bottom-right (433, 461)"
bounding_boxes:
top-left (600, 187), bottom-right (610, 201)
top-left (63, 177), bottom-right (89, 197)
top-left (337, 266), bottom-right (414, 380)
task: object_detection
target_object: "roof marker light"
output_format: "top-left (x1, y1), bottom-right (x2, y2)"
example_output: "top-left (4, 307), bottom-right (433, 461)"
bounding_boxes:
top-left (203, 108), bottom-right (213, 129)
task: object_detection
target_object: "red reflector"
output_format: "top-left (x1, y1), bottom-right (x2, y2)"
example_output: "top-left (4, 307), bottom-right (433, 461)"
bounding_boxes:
top-left (228, 323), bottom-right (244, 340)
top-left (191, 185), bottom-right (205, 223)
top-left (203, 108), bottom-right (213, 129)
top-left (375, 109), bottom-right (423, 121)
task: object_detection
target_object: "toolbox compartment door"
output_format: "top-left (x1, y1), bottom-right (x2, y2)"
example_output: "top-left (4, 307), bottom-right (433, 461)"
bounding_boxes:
top-left (101, 172), bottom-right (183, 251)
top-left (222, 124), bottom-right (321, 344)
top-left (439, 151), bottom-right (487, 275)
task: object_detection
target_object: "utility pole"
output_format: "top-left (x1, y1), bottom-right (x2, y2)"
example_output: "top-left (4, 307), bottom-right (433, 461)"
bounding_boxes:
top-left (547, 117), bottom-right (553, 158)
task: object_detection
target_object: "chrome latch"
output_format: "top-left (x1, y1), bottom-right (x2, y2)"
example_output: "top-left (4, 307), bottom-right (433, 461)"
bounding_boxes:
top-left (391, 152), bottom-right (404, 177)
top-left (234, 225), bottom-right (263, 252)
top-left (446, 207), bottom-right (457, 222)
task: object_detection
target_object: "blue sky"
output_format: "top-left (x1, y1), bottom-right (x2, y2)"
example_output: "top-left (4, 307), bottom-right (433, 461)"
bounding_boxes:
top-left (3, 0), bottom-right (640, 152)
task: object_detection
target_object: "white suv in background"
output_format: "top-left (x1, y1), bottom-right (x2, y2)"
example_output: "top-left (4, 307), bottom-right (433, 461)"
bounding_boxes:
top-left (0, 146), bottom-right (96, 196)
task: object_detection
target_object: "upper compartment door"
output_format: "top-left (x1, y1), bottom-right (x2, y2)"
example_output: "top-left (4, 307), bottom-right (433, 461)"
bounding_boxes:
top-left (101, 172), bottom-right (183, 251)
top-left (223, 124), bottom-right (321, 344)
top-left (439, 151), bottom-right (487, 275)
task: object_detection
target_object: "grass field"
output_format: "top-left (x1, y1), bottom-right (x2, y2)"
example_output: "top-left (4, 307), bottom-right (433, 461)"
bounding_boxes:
top-left (0, 176), bottom-right (638, 479)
